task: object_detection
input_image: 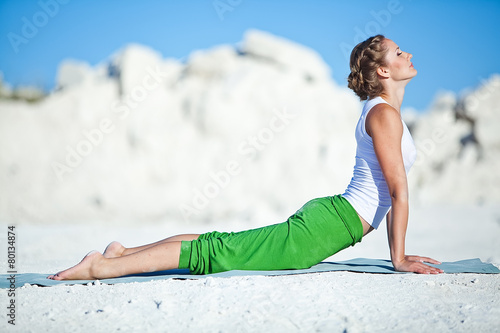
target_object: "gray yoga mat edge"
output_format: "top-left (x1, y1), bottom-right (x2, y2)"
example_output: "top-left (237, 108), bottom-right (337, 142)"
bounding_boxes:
top-left (2, 258), bottom-right (498, 289)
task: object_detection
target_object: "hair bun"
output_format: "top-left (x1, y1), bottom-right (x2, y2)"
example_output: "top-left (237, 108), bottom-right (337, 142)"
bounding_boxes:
top-left (347, 35), bottom-right (387, 101)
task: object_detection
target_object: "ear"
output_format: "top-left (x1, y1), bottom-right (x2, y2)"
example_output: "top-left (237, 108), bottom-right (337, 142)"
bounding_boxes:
top-left (377, 67), bottom-right (389, 78)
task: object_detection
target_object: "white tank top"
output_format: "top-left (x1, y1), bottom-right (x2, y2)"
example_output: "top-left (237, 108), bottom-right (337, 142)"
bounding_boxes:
top-left (342, 96), bottom-right (417, 229)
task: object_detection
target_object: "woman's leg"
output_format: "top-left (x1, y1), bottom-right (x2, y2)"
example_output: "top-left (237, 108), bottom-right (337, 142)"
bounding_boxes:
top-left (48, 240), bottom-right (183, 281)
top-left (184, 196), bottom-right (363, 275)
top-left (103, 234), bottom-right (200, 258)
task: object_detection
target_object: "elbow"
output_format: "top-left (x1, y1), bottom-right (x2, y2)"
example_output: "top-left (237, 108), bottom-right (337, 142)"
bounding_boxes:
top-left (385, 173), bottom-right (410, 205)
top-left (390, 188), bottom-right (409, 204)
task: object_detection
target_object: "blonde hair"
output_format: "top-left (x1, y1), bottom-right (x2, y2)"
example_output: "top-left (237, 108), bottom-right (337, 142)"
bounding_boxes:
top-left (347, 35), bottom-right (388, 100)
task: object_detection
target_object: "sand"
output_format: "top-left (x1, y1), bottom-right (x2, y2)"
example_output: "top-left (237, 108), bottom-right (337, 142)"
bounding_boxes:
top-left (8, 271), bottom-right (500, 332)
top-left (1, 204), bottom-right (499, 332)
top-left (2, 29), bottom-right (499, 333)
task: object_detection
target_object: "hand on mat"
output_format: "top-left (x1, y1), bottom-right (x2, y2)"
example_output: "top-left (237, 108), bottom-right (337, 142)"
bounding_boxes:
top-left (393, 255), bottom-right (444, 274)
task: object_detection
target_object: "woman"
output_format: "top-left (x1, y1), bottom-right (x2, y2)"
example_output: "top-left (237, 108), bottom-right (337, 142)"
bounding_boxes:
top-left (48, 35), bottom-right (443, 281)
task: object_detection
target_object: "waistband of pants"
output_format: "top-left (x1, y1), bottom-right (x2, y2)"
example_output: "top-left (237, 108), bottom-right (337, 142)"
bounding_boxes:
top-left (331, 194), bottom-right (363, 244)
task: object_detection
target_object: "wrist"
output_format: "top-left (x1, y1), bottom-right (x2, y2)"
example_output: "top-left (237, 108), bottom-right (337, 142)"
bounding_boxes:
top-left (391, 255), bottom-right (406, 267)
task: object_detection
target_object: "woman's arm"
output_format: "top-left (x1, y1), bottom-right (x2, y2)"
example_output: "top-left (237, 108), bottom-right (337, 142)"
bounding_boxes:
top-left (367, 104), bottom-right (443, 274)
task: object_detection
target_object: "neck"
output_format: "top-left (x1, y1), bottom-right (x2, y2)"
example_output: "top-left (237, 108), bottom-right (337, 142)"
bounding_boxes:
top-left (379, 80), bottom-right (410, 112)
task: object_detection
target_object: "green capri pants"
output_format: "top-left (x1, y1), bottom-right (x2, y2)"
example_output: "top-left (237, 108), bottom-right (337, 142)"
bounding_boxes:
top-left (178, 195), bottom-right (363, 275)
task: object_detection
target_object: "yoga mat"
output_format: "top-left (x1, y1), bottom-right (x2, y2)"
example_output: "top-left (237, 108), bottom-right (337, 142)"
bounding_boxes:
top-left (1, 258), bottom-right (498, 289)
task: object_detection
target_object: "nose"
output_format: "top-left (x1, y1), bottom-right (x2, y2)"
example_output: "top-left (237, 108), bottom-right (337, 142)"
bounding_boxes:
top-left (408, 52), bottom-right (413, 60)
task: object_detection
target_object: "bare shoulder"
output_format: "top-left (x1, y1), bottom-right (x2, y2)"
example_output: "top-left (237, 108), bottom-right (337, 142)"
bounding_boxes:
top-left (366, 103), bottom-right (402, 138)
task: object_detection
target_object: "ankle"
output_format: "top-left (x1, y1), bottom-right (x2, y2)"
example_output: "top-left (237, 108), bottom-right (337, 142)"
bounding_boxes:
top-left (89, 253), bottom-right (107, 279)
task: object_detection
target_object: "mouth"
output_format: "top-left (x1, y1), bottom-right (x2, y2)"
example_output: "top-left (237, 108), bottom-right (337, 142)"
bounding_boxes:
top-left (410, 63), bottom-right (414, 68)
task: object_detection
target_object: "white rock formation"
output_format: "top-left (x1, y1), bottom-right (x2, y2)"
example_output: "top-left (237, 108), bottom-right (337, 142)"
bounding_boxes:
top-left (0, 72), bottom-right (13, 98)
top-left (410, 75), bottom-right (500, 205)
top-left (56, 59), bottom-right (94, 90)
top-left (240, 29), bottom-right (332, 82)
top-left (0, 30), bottom-right (498, 225)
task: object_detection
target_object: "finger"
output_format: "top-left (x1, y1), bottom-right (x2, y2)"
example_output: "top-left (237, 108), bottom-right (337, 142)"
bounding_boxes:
top-left (423, 264), bottom-right (443, 274)
top-left (420, 257), bottom-right (442, 265)
top-left (406, 255), bottom-right (440, 265)
top-left (414, 263), bottom-right (443, 274)
top-left (405, 255), bottom-right (420, 261)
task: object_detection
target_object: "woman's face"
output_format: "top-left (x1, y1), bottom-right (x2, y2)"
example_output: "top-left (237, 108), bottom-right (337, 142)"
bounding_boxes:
top-left (381, 39), bottom-right (417, 81)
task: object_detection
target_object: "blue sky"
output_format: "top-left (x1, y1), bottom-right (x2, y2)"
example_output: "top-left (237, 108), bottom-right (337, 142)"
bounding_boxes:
top-left (1, 0), bottom-right (499, 111)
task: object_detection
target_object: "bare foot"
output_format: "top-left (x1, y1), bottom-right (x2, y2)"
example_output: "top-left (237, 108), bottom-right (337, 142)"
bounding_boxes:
top-left (47, 251), bottom-right (104, 280)
top-left (103, 241), bottom-right (125, 258)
